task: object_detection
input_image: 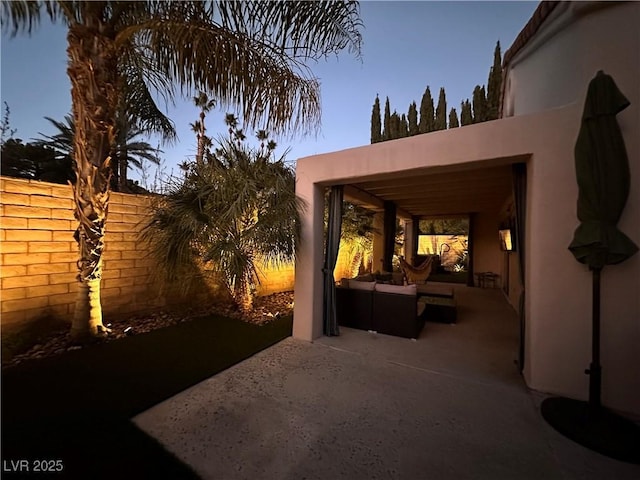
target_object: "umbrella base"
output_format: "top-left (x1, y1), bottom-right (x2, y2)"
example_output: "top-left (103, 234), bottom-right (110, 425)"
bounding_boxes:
top-left (541, 396), bottom-right (640, 464)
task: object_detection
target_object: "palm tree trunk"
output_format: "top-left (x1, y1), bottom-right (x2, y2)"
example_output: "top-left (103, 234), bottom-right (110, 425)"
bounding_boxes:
top-left (67, 18), bottom-right (118, 342)
top-left (195, 132), bottom-right (203, 166)
top-left (71, 272), bottom-right (105, 339)
top-left (195, 112), bottom-right (206, 166)
top-left (119, 145), bottom-right (128, 192)
top-left (116, 89), bottom-right (128, 192)
top-left (235, 279), bottom-right (254, 316)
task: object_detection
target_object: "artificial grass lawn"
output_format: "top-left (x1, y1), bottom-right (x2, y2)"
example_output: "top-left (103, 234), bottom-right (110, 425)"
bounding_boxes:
top-left (1, 313), bottom-right (293, 479)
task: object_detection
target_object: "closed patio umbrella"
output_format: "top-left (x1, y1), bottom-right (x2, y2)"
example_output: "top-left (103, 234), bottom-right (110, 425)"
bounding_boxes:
top-left (541, 70), bottom-right (639, 464)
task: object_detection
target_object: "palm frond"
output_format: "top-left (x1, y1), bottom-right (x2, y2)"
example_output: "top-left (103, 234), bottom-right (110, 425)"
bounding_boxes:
top-left (33, 115), bottom-right (74, 160)
top-left (35, 113), bottom-right (161, 174)
top-left (215, 1), bottom-right (363, 60)
top-left (1, 0), bottom-right (61, 36)
top-left (116, 0), bottom-right (362, 136)
top-left (118, 45), bottom-right (178, 143)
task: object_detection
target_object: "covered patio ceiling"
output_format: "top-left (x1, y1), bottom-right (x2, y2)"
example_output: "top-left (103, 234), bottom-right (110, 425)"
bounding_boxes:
top-left (342, 163), bottom-right (515, 219)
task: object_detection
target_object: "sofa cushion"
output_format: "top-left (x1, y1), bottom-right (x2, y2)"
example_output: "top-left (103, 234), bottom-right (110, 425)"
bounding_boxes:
top-left (374, 283), bottom-right (417, 296)
top-left (349, 279), bottom-right (376, 291)
top-left (354, 273), bottom-right (375, 282)
top-left (374, 271), bottom-right (392, 282)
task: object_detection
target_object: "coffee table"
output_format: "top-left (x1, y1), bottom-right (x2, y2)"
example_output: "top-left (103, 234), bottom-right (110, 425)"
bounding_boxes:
top-left (418, 296), bottom-right (457, 323)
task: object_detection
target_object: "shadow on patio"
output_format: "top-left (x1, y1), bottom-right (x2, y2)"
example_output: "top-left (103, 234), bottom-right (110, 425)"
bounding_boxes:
top-left (135, 286), bottom-right (640, 479)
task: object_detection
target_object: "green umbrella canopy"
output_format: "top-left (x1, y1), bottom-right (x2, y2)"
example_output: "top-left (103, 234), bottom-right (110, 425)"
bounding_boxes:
top-left (568, 70), bottom-right (638, 269)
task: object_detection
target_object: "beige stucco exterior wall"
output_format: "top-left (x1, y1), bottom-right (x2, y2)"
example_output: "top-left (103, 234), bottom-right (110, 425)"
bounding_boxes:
top-left (471, 211), bottom-right (503, 284)
top-left (503, 2), bottom-right (639, 118)
top-left (294, 93), bottom-right (639, 415)
top-left (502, 2), bottom-right (640, 415)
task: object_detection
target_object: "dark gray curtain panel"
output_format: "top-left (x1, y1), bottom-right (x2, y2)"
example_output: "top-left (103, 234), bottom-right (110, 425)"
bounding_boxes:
top-left (323, 185), bottom-right (344, 336)
top-left (512, 162), bottom-right (527, 372)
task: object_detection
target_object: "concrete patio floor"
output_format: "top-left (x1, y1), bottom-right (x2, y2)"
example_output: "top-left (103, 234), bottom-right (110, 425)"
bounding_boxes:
top-left (134, 286), bottom-right (640, 479)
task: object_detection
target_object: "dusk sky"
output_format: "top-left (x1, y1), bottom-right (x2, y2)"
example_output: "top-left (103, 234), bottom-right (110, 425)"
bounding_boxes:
top-left (1, 1), bottom-right (538, 186)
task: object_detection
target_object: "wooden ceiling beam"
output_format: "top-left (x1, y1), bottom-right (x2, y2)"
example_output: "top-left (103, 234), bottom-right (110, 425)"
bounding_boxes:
top-left (343, 185), bottom-right (412, 219)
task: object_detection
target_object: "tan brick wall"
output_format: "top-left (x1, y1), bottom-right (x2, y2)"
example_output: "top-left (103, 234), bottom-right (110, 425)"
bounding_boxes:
top-left (1, 178), bottom-right (76, 328)
top-left (256, 262), bottom-right (295, 296)
top-left (2, 177), bottom-right (292, 330)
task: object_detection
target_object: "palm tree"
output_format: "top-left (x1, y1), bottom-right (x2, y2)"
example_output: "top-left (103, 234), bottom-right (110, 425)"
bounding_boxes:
top-left (142, 130), bottom-right (300, 314)
top-left (193, 91), bottom-right (216, 166)
top-left (340, 201), bottom-right (377, 276)
top-left (34, 115), bottom-right (162, 191)
top-left (2, 1), bottom-right (362, 342)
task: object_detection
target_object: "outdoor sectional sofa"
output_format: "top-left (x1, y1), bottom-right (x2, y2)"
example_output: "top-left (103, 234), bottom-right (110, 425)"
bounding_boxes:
top-left (336, 280), bottom-right (426, 339)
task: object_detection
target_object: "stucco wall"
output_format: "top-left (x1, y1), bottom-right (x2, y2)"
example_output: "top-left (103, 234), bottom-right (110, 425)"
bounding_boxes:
top-left (471, 210), bottom-right (503, 284)
top-left (503, 2), bottom-right (639, 118)
top-left (504, 1), bottom-right (640, 416)
top-left (0, 177), bottom-right (294, 331)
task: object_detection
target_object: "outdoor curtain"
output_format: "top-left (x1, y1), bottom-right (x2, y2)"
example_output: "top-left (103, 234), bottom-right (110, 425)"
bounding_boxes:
top-left (466, 213), bottom-right (476, 287)
top-left (383, 201), bottom-right (397, 272)
top-left (323, 185), bottom-right (344, 336)
top-left (512, 162), bottom-right (527, 372)
top-left (412, 215), bottom-right (420, 264)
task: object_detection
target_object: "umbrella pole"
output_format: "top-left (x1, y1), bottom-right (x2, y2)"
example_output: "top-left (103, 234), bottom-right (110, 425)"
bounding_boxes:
top-left (587, 266), bottom-right (602, 409)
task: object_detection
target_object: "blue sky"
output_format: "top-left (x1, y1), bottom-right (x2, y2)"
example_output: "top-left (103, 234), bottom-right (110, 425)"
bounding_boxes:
top-left (1, 1), bottom-right (538, 185)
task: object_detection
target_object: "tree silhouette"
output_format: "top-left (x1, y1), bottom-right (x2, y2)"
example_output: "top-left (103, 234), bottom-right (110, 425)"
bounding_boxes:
top-left (486, 41), bottom-right (502, 120)
top-left (419, 86), bottom-right (435, 133)
top-left (435, 87), bottom-right (447, 131)
top-left (449, 107), bottom-right (459, 128)
top-left (370, 95), bottom-right (382, 143)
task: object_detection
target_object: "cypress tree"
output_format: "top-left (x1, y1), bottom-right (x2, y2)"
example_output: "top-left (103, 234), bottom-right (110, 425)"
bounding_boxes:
top-left (487, 41), bottom-right (502, 120)
top-left (382, 96), bottom-right (391, 141)
top-left (407, 101), bottom-right (419, 136)
top-left (472, 85), bottom-right (487, 123)
top-left (370, 95), bottom-right (382, 143)
top-left (399, 113), bottom-right (409, 138)
top-left (418, 86), bottom-right (435, 134)
top-left (460, 100), bottom-right (473, 126)
top-left (435, 87), bottom-right (447, 130)
top-left (389, 111), bottom-right (400, 140)
top-left (448, 107), bottom-right (459, 128)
